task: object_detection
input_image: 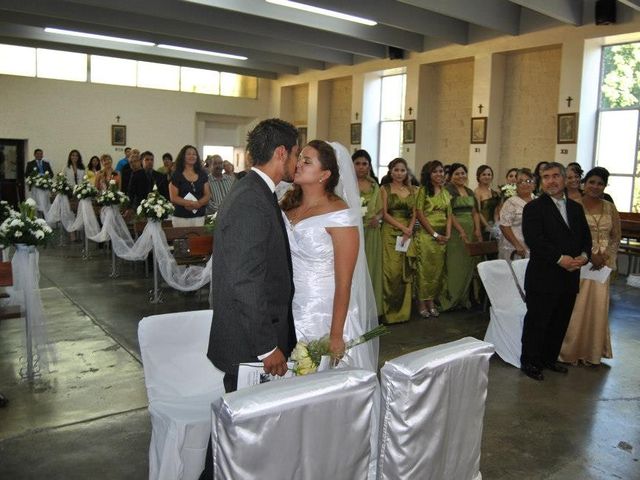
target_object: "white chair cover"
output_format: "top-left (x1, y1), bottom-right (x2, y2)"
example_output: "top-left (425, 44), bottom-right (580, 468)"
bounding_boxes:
top-left (478, 259), bottom-right (527, 368)
top-left (510, 258), bottom-right (529, 293)
top-left (138, 310), bottom-right (225, 480)
top-left (211, 369), bottom-right (378, 480)
top-left (377, 338), bottom-right (494, 480)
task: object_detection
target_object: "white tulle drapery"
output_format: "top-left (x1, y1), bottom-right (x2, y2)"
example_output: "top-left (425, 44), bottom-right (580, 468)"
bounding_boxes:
top-left (30, 188), bottom-right (51, 214)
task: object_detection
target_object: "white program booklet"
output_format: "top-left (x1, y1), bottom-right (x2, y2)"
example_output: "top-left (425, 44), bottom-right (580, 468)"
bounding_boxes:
top-left (395, 236), bottom-right (411, 252)
top-left (580, 263), bottom-right (612, 284)
top-left (183, 192), bottom-right (198, 214)
top-left (237, 362), bottom-right (295, 390)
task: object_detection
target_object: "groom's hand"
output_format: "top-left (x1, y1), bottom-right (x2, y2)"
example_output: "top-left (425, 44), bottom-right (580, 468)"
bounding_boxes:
top-left (263, 348), bottom-right (288, 377)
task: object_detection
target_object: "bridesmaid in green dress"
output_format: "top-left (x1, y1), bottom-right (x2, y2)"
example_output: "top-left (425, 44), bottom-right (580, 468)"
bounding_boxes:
top-left (440, 163), bottom-right (482, 311)
top-left (353, 149), bottom-right (383, 314)
top-left (474, 165), bottom-right (500, 240)
top-left (414, 160), bottom-right (452, 318)
top-left (380, 158), bottom-right (417, 324)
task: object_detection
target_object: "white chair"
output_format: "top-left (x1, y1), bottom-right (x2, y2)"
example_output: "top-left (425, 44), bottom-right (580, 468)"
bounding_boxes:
top-left (510, 258), bottom-right (529, 294)
top-left (377, 338), bottom-right (495, 480)
top-left (211, 369), bottom-right (378, 480)
top-left (477, 259), bottom-right (527, 368)
top-left (138, 310), bottom-right (225, 480)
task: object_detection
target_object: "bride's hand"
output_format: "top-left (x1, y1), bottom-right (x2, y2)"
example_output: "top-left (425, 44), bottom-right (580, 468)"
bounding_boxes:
top-left (329, 335), bottom-right (345, 364)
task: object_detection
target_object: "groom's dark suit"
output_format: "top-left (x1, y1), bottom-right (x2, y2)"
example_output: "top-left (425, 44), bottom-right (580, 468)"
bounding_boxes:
top-left (207, 170), bottom-right (296, 384)
top-left (521, 193), bottom-right (591, 370)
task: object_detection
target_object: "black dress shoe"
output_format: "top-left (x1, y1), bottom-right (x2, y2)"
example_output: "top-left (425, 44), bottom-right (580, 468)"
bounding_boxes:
top-left (521, 363), bottom-right (544, 381)
top-left (543, 362), bottom-right (569, 374)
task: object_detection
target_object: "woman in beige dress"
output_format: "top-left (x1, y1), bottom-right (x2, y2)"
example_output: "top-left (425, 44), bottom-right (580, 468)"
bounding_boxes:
top-left (559, 167), bottom-right (620, 365)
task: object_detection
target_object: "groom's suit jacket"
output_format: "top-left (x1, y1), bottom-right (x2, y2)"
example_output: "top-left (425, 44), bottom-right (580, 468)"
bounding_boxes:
top-left (207, 170), bottom-right (296, 374)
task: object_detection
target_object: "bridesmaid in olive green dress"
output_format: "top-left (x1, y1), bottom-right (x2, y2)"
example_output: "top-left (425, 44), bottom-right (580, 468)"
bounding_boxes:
top-left (414, 160), bottom-right (452, 318)
top-left (440, 163), bottom-right (482, 311)
top-left (380, 158), bottom-right (417, 324)
top-left (353, 149), bottom-right (383, 314)
top-left (474, 165), bottom-right (500, 240)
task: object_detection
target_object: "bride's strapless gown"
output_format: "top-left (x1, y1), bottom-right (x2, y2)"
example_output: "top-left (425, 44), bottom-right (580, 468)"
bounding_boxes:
top-left (285, 208), bottom-right (375, 371)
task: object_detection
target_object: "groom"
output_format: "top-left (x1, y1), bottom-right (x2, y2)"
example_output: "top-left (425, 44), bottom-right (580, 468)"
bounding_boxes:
top-left (207, 118), bottom-right (299, 393)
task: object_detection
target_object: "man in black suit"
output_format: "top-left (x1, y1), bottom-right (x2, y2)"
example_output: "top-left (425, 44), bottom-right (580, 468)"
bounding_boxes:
top-left (25, 148), bottom-right (54, 177)
top-left (521, 162), bottom-right (592, 381)
top-left (127, 151), bottom-right (168, 208)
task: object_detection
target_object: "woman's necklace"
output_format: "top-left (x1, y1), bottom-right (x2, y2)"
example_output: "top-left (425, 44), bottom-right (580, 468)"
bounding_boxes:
top-left (288, 199), bottom-right (324, 228)
top-left (584, 198), bottom-right (604, 249)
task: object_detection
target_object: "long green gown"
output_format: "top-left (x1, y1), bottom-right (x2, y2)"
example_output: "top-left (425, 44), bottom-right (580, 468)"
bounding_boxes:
top-left (360, 179), bottom-right (383, 314)
top-left (381, 185), bottom-right (416, 324)
top-left (479, 190), bottom-right (500, 240)
top-left (414, 187), bottom-right (451, 301)
top-left (439, 185), bottom-right (479, 311)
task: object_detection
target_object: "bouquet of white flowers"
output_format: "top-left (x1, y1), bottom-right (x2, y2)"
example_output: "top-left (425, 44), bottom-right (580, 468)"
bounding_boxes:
top-left (136, 186), bottom-right (174, 221)
top-left (25, 169), bottom-right (53, 190)
top-left (72, 177), bottom-right (98, 200)
top-left (500, 183), bottom-right (517, 200)
top-left (290, 325), bottom-right (388, 375)
top-left (50, 172), bottom-right (74, 197)
top-left (0, 200), bottom-right (15, 224)
top-left (96, 179), bottom-right (129, 207)
top-left (0, 198), bottom-right (54, 248)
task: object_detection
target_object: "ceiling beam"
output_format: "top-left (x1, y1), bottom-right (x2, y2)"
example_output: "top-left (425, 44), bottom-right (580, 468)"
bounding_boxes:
top-left (618, 0), bottom-right (640, 12)
top-left (508, 0), bottom-right (583, 25)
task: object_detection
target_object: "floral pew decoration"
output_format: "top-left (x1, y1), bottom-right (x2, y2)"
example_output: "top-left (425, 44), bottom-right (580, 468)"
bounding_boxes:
top-left (137, 186), bottom-right (174, 221)
top-left (50, 173), bottom-right (74, 198)
top-left (96, 179), bottom-right (129, 208)
top-left (0, 198), bottom-right (53, 249)
top-left (72, 176), bottom-right (98, 200)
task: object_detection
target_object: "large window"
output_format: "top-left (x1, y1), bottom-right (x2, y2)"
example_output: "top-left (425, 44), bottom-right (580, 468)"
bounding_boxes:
top-left (595, 42), bottom-right (640, 211)
top-left (377, 73), bottom-right (406, 179)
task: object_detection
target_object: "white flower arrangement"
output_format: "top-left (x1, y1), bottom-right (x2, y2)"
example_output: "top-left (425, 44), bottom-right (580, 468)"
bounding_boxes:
top-left (136, 186), bottom-right (174, 221)
top-left (0, 199), bottom-right (53, 249)
top-left (500, 183), bottom-right (517, 200)
top-left (0, 200), bottom-right (15, 224)
top-left (50, 172), bottom-right (74, 197)
top-left (96, 180), bottom-right (129, 207)
top-left (72, 178), bottom-right (98, 200)
top-left (25, 169), bottom-right (52, 190)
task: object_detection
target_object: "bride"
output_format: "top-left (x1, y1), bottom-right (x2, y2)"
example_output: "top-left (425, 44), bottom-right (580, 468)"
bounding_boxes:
top-left (281, 140), bottom-right (379, 371)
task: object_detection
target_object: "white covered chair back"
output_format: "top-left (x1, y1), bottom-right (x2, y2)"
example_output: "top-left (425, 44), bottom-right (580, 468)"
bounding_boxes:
top-left (138, 310), bottom-right (225, 480)
top-left (211, 369), bottom-right (378, 480)
top-left (377, 338), bottom-right (494, 480)
top-left (510, 258), bottom-right (529, 294)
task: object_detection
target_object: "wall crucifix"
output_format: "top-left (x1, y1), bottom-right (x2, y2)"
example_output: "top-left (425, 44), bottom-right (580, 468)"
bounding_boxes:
top-left (566, 96), bottom-right (573, 107)
top-left (477, 104), bottom-right (483, 114)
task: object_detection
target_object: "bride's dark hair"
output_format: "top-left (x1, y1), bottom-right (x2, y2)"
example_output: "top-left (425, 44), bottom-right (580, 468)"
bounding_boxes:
top-left (281, 140), bottom-right (341, 211)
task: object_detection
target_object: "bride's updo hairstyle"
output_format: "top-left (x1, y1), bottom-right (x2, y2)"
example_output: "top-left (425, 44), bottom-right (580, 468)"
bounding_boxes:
top-left (281, 140), bottom-right (341, 211)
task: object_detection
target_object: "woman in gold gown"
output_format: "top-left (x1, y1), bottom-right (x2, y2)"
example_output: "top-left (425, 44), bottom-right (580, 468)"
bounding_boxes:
top-left (414, 160), bottom-right (452, 318)
top-left (380, 158), bottom-right (417, 324)
top-left (440, 163), bottom-right (482, 311)
top-left (353, 149), bottom-right (383, 314)
top-left (560, 167), bottom-right (620, 365)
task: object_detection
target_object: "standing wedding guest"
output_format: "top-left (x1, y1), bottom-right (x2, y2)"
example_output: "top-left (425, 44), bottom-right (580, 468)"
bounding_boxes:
top-left (86, 156), bottom-right (101, 185)
top-left (120, 148), bottom-right (139, 194)
top-left (495, 167), bottom-right (519, 220)
top-left (353, 149), bottom-right (383, 314)
top-left (499, 168), bottom-right (535, 260)
top-left (25, 148), bottom-right (54, 177)
top-left (565, 163), bottom-right (583, 202)
top-left (94, 154), bottom-right (121, 191)
top-left (128, 151), bottom-right (168, 209)
top-left (380, 158), bottom-right (417, 324)
top-left (440, 163), bottom-right (482, 311)
top-left (520, 162), bottom-right (591, 381)
top-left (157, 152), bottom-right (173, 176)
top-left (63, 149), bottom-right (86, 187)
top-left (560, 167), bottom-right (620, 366)
top-left (414, 160), bottom-right (452, 318)
top-left (533, 161), bottom-right (549, 196)
top-left (505, 168), bottom-right (518, 185)
top-left (474, 165), bottom-right (500, 239)
top-left (206, 154), bottom-right (235, 215)
top-left (115, 147), bottom-right (131, 172)
top-left (223, 160), bottom-right (237, 179)
top-left (169, 145), bottom-right (210, 227)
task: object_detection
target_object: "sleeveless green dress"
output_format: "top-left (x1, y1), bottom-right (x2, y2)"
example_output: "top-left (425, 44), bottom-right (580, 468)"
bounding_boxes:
top-left (360, 179), bottom-right (383, 314)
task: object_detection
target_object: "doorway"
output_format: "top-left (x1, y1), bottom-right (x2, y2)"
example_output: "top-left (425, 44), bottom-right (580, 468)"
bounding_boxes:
top-left (0, 139), bottom-right (26, 207)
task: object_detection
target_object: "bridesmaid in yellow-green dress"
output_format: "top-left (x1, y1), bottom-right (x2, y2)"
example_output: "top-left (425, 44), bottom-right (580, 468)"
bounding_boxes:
top-left (474, 165), bottom-right (500, 240)
top-left (380, 158), bottom-right (417, 324)
top-left (353, 149), bottom-right (383, 314)
top-left (440, 163), bottom-right (482, 311)
top-left (414, 160), bottom-right (452, 318)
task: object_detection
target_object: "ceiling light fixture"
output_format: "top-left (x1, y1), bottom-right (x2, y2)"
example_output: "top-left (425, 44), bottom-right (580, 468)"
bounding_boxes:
top-left (157, 44), bottom-right (247, 61)
top-left (44, 27), bottom-right (155, 46)
top-left (265, 0), bottom-right (377, 26)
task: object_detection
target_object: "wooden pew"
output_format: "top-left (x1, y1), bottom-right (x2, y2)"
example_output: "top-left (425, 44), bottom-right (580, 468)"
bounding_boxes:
top-left (618, 212), bottom-right (640, 275)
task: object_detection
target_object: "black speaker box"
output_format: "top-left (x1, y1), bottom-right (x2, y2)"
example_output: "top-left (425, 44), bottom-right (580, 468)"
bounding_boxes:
top-left (387, 46), bottom-right (405, 60)
top-left (595, 0), bottom-right (616, 25)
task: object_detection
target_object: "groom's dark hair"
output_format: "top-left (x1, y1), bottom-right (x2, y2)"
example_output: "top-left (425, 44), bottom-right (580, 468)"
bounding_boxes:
top-left (246, 118), bottom-right (298, 166)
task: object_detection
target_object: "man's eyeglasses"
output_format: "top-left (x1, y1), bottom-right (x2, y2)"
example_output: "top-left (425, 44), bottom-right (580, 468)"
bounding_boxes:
top-left (517, 179), bottom-right (535, 185)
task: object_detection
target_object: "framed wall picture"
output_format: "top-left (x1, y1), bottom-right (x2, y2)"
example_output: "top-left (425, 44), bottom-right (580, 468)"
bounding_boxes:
top-left (111, 125), bottom-right (126, 146)
top-left (350, 123), bottom-right (361, 145)
top-left (557, 113), bottom-right (577, 144)
top-left (297, 127), bottom-right (307, 147)
top-left (402, 120), bottom-right (416, 144)
top-left (470, 117), bottom-right (487, 144)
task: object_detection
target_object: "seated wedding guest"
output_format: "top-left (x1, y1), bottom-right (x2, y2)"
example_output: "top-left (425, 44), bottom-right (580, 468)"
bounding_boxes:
top-left (25, 148), bottom-right (54, 177)
top-left (115, 147), bottom-right (131, 172)
top-left (64, 149), bottom-right (86, 187)
top-left (86, 155), bottom-right (101, 185)
top-left (353, 149), bottom-right (383, 314)
top-left (120, 148), bottom-right (139, 194)
top-left (95, 154), bottom-right (121, 191)
top-left (533, 161), bottom-right (549, 196)
top-left (560, 167), bottom-right (620, 366)
top-left (440, 163), bottom-right (482, 311)
top-left (206, 154), bottom-right (235, 215)
top-left (380, 158), bottom-right (417, 324)
top-left (499, 168), bottom-right (535, 260)
top-left (169, 145), bottom-right (210, 227)
top-left (474, 165), bottom-right (500, 240)
top-left (128, 151), bottom-right (169, 209)
top-left (414, 160), bottom-right (452, 318)
top-left (566, 163), bottom-right (583, 202)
